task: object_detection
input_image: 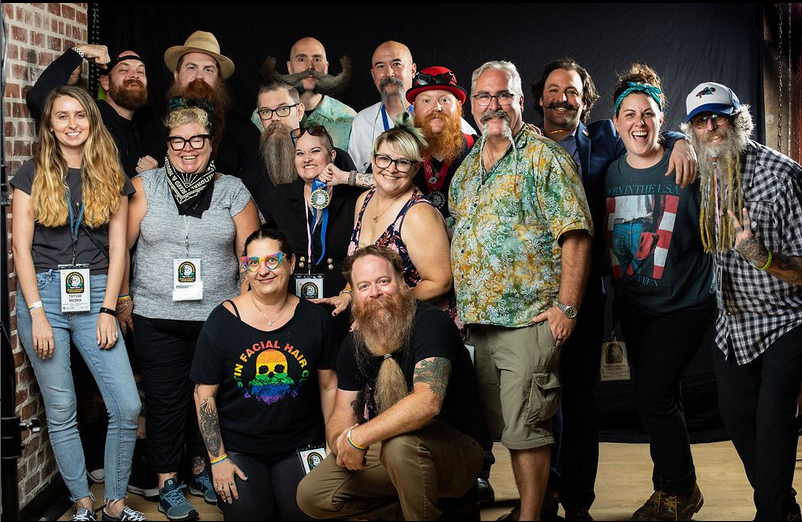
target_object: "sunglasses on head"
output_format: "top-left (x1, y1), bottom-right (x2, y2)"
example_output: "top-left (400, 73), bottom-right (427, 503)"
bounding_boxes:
top-left (414, 71), bottom-right (456, 86)
top-left (290, 125), bottom-right (333, 149)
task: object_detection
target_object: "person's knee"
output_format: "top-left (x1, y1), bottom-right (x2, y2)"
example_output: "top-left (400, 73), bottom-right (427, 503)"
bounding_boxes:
top-left (109, 392), bottom-right (141, 429)
top-left (296, 472), bottom-right (331, 519)
top-left (380, 433), bottom-right (420, 472)
top-left (45, 393), bottom-right (79, 429)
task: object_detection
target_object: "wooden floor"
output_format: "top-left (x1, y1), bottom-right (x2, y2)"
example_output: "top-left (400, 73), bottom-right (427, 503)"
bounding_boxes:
top-left (62, 439), bottom-right (802, 521)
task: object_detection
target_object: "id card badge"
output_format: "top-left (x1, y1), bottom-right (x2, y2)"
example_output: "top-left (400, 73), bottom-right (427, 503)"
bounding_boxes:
top-left (600, 334), bottom-right (631, 382)
top-left (173, 258), bottom-right (203, 301)
top-left (294, 273), bottom-right (324, 300)
top-left (58, 264), bottom-right (91, 312)
top-left (297, 445), bottom-right (327, 475)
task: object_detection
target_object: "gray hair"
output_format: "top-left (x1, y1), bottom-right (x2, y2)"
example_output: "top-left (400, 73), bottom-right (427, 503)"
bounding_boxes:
top-left (471, 60), bottom-right (522, 97)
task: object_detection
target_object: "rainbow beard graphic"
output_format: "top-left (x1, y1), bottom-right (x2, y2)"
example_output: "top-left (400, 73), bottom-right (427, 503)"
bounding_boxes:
top-left (246, 349), bottom-right (297, 404)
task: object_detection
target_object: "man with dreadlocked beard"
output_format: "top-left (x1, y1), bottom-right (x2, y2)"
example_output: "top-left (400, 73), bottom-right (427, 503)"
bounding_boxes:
top-left (251, 37), bottom-right (356, 150)
top-left (682, 82), bottom-right (802, 522)
top-left (164, 31), bottom-right (264, 207)
top-left (297, 246), bottom-right (486, 521)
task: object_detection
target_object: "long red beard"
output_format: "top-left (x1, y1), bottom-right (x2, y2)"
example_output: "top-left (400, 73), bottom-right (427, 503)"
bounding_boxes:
top-left (416, 111), bottom-right (464, 162)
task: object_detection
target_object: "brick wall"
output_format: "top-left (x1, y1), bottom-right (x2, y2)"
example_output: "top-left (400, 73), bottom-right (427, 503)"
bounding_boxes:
top-left (3, 3), bottom-right (88, 509)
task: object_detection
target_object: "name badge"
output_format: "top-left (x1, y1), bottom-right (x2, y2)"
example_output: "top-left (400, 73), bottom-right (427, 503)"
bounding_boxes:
top-left (59, 264), bottom-right (91, 312)
top-left (297, 445), bottom-right (328, 475)
top-left (294, 273), bottom-right (324, 300)
top-left (173, 258), bottom-right (203, 301)
top-left (600, 337), bottom-right (631, 382)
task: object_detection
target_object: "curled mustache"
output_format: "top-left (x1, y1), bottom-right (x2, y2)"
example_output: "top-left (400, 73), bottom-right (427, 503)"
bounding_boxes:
top-left (380, 76), bottom-right (404, 92)
top-left (480, 109), bottom-right (511, 124)
top-left (261, 55), bottom-right (353, 96)
top-left (546, 101), bottom-right (579, 111)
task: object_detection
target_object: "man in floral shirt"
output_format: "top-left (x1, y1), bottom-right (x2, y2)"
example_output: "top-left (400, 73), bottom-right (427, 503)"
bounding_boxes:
top-left (449, 60), bottom-right (592, 522)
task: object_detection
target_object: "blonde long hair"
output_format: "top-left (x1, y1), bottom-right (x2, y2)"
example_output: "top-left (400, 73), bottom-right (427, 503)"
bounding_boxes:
top-left (31, 86), bottom-right (125, 228)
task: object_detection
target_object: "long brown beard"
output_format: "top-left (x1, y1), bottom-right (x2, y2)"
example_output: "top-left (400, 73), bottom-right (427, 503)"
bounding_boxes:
top-left (415, 110), bottom-right (464, 162)
top-left (691, 125), bottom-right (748, 253)
top-left (108, 78), bottom-right (147, 111)
top-left (167, 78), bottom-right (229, 156)
top-left (352, 285), bottom-right (417, 413)
top-left (259, 121), bottom-right (297, 185)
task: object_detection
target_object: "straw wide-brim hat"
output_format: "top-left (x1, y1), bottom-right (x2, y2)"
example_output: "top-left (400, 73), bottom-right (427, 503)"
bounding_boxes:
top-left (164, 30), bottom-right (235, 80)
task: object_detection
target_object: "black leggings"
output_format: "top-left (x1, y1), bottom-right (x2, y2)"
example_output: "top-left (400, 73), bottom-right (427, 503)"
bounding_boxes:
top-left (218, 451), bottom-right (311, 521)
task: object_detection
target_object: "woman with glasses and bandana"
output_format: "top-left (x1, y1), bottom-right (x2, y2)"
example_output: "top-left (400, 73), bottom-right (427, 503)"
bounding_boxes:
top-left (259, 123), bottom-right (364, 341)
top-left (603, 64), bottom-right (713, 522)
top-left (190, 226), bottom-right (338, 521)
top-left (120, 99), bottom-right (260, 521)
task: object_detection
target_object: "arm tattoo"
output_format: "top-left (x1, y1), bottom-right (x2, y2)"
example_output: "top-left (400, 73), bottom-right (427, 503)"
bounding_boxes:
top-left (773, 253), bottom-right (802, 285)
top-left (199, 396), bottom-right (223, 457)
top-left (356, 172), bottom-right (376, 189)
top-left (413, 357), bottom-right (451, 398)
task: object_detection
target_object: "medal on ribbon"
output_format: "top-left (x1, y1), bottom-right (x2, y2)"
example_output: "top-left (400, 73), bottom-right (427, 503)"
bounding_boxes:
top-left (310, 180), bottom-right (330, 210)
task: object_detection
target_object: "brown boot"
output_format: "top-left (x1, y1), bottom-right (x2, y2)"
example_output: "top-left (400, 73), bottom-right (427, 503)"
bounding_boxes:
top-left (632, 490), bottom-right (664, 521)
top-left (633, 484), bottom-right (704, 521)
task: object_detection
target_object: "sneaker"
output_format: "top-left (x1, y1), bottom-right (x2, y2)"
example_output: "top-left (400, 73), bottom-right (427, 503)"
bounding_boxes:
top-left (127, 481), bottom-right (159, 501)
top-left (632, 484), bottom-right (704, 521)
top-left (158, 478), bottom-right (198, 521)
top-left (72, 508), bottom-right (97, 521)
top-left (564, 507), bottom-right (594, 521)
top-left (87, 468), bottom-right (105, 483)
top-left (101, 506), bottom-right (147, 521)
top-left (477, 477), bottom-right (495, 505)
top-left (188, 469), bottom-right (218, 504)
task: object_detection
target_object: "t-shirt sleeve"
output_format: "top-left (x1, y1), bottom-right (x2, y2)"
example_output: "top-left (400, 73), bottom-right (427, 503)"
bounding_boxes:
top-left (336, 334), bottom-right (361, 391)
top-left (411, 306), bottom-right (460, 364)
top-left (224, 176), bottom-right (253, 217)
top-left (190, 307), bottom-right (226, 385)
top-left (318, 312), bottom-right (339, 370)
top-left (122, 176), bottom-right (135, 197)
top-left (9, 161), bottom-right (35, 195)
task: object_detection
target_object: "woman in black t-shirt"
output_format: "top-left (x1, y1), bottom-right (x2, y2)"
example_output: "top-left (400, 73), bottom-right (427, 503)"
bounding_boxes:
top-left (11, 86), bottom-right (143, 522)
top-left (191, 227), bottom-right (338, 521)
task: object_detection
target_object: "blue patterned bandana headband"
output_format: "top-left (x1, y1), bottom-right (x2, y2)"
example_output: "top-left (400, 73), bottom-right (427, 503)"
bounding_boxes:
top-left (614, 82), bottom-right (663, 115)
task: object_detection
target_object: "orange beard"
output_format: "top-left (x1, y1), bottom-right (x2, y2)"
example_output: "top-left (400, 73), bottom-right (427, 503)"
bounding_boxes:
top-left (416, 110), bottom-right (464, 163)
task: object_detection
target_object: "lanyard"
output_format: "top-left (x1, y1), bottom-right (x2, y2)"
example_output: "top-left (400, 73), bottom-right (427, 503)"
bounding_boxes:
top-left (304, 180), bottom-right (330, 267)
top-left (66, 191), bottom-right (84, 265)
top-left (380, 104), bottom-right (414, 131)
top-left (183, 216), bottom-right (191, 256)
top-left (423, 159), bottom-right (450, 193)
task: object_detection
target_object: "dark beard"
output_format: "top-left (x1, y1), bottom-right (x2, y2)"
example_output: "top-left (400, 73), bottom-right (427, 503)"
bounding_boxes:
top-left (108, 78), bottom-right (147, 111)
top-left (259, 121), bottom-right (297, 185)
top-left (276, 56), bottom-right (353, 97)
top-left (415, 110), bottom-right (464, 162)
top-left (167, 78), bottom-right (229, 155)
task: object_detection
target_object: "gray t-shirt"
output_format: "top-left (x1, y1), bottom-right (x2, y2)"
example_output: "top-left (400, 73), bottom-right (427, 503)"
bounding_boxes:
top-left (131, 168), bottom-right (251, 322)
top-left (10, 160), bottom-right (135, 273)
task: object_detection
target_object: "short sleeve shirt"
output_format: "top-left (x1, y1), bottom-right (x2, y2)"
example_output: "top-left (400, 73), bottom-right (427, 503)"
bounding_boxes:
top-left (449, 126), bottom-right (593, 327)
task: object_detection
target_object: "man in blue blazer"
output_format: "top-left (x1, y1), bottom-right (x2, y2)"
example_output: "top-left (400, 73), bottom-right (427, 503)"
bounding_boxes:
top-left (531, 57), bottom-right (697, 521)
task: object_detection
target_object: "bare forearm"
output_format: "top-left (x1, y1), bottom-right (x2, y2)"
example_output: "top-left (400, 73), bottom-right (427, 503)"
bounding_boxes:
top-left (559, 231), bottom-right (592, 306)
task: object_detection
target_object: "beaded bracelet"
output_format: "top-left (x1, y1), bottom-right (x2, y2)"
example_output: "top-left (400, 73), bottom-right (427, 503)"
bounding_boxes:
top-left (756, 251), bottom-right (772, 271)
top-left (210, 453), bottom-right (229, 465)
top-left (348, 170), bottom-right (357, 187)
top-left (346, 428), bottom-right (366, 451)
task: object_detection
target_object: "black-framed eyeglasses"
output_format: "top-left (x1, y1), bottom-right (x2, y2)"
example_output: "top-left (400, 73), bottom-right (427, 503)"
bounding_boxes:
top-left (290, 124), bottom-right (333, 149)
top-left (257, 104), bottom-right (299, 120)
top-left (373, 154), bottom-right (417, 173)
top-left (690, 113), bottom-right (730, 129)
top-left (167, 134), bottom-right (211, 151)
top-left (414, 71), bottom-right (456, 86)
top-left (472, 91), bottom-right (516, 107)
top-left (241, 252), bottom-right (285, 272)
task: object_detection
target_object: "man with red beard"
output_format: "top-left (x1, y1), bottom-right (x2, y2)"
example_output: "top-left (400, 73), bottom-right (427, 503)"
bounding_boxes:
top-left (407, 67), bottom-right (476, 220)
top-left (297, 245), bottom-right (486, 521)
top-left (681, 82), bottom-right (802, 521)
top-left (27, 44), bottom-right (162, 178)
top-left (164, 31), bottom-right (263, 205)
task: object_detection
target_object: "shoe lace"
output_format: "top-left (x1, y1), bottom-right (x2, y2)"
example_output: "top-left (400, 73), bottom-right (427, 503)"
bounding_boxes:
top-left (162, 484), bottom-right (189, 506)
top-left (118, 507), bottom-right (146, 521)
top-left (72, 508), bottom-right (96, 521)
top-left (194, 471), bottom-right (213, 492)
top-left (646, 490), bottom-right (663, 507)
top-left (662, 493), bottom-right (679, 514)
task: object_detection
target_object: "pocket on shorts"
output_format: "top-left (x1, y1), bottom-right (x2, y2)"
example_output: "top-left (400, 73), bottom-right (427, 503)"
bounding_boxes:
top-left (525, 370), bottom-right (561, 425)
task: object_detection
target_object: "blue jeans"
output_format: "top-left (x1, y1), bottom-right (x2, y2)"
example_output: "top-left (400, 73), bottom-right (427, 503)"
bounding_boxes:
top-left (16, 270), bottom-right (140, 502)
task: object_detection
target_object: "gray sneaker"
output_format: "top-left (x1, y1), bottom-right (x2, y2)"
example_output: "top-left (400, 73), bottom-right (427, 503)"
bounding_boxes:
top-left (158, 478), bottom-right (198, 521)
top-left (101, 506), bottom-right (147, 521)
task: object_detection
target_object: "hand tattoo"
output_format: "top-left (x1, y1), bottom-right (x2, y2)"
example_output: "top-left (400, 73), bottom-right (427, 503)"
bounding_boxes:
top-left (735, 236), bottom-right (769, 266)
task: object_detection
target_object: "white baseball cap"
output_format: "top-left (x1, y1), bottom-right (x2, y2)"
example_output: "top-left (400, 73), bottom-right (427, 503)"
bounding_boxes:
top-left (685, 82), bottom-right (740, 122)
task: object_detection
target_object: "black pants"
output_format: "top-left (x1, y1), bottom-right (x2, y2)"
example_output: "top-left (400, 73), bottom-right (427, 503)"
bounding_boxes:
top-left (219, 451), bottom-right (311, 521)
top-left (553, 284), bottom-right (605, 509)
top-left (619, 297), bottom-right (715, 494)
top-left (132, 314), bottom-right (204, 473)
top-left (713, 323), bottom-right (802, 521)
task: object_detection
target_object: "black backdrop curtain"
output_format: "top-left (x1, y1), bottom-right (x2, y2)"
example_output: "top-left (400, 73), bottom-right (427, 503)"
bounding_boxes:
top-left (100, 3), bottom-right (763, 442)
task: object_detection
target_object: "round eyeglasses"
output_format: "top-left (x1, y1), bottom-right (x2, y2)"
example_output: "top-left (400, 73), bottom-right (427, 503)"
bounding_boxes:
top-left (373, 154), bottom-right (417, 173)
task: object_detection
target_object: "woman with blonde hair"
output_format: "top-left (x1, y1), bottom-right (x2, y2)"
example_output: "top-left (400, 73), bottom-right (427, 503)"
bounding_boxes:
top-left (11, 85), bottom-right (143, 521)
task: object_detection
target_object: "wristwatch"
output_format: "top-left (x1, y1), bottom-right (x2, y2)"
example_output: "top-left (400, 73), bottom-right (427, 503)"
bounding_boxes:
top-left (557, 301), bottom-right (578, 319)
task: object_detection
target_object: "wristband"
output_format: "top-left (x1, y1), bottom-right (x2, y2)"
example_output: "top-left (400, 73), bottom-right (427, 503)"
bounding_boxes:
top-left (99, 307), bottom-right (117, 317)
top-left (755, 251), bottom-right (772, 271)
top-left (116, 300), bottom-right (132, 313)
top-left (27, 301), bottom-right (43, 311)
top-left (210, 453), bottom-right (228, 465)
top-left (117, 294), bottom-right (131, 301)
top-left (72, 46), bottom-right (85, 59)
top-left (346, 428), bottom-right (366, 451)
top-left (339, 288), bottom-right (352, 296)
top-left (348, 170), bottom-right (357, 187)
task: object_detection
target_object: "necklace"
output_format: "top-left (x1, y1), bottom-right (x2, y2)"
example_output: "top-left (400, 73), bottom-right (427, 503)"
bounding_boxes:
top-left (372, 193), bottom-right (404, 224)
top-left (250, 292), bottom-right (289, 327)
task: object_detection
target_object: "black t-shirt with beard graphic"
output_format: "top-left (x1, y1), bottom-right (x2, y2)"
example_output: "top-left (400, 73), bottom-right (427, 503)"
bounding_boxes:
top-left (191, 298), bottom-right (338, 462)
top-left (337, 301), bottom-right (487, 443)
